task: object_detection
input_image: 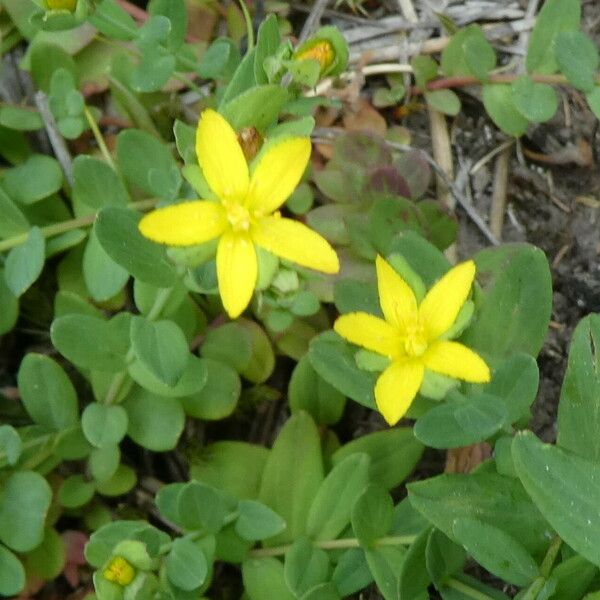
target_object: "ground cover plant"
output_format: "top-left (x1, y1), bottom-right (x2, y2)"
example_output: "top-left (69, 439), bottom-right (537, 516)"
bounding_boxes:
top-left (2, 0), bottom-right (600, 598)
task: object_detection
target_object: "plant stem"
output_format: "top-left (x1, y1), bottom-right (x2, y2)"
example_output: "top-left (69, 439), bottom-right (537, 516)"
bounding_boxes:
top-left (83, 105), bottom-right (117, 170)
top-left (248, 534), bottom-right (416, 558)
top-left (413, 72), bottom-right (600, 95)
top-left (239, 0), bottom-right (254, 51)
top-left (104, 285), bottom-right (176, 405)
top-left (540, 536), bottom-right (562, 578)
top-left (445, 578), bottom-right (498, 600)
top-left (0, 199), bottom-right (157, 253)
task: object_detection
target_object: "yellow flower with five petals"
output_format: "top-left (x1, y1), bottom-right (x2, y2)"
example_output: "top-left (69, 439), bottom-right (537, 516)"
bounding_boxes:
top-left (139, 109), bottom-right (339, 318)
top-left (334, 256), bottom-right (491, 426)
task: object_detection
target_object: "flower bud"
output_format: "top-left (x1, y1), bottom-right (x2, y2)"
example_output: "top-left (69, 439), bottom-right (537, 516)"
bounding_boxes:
top-left (44, 0), bottom-right (77, 10)
top-left (294, 40), bottom-right (335, 74)
top-left (103, 556), bottom-right (135, 586)
top-left (293, 26), bottom-right (349, 77)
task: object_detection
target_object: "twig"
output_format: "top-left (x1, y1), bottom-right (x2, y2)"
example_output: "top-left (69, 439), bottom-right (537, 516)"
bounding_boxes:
top-left (312, 128), bottom-right (500, 246)
top-left (489, 146), bottom-right (511, 240)
top-left (396, 0), bottom-right (418, 23)
top-left (298, 0), bottom-right (331, 44)
top-left (34, 91), bottom-right (73, 186)
top-left (470, 139), bottom-right (514, 175)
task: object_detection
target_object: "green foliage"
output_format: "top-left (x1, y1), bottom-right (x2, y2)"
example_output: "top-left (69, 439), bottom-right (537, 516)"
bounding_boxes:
top-left (2, 2), bottom-right (600, 598)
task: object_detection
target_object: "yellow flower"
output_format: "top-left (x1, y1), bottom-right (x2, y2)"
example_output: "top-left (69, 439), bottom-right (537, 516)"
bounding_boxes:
top-left (139, 109), bottom-right (339, 318)
top-left (334, 256), bottom-right (491, 426)
top-left (103, 556), bottom-right (135, 586)
top-left (294, 40), bottom-right (336, 73)
top-left (45, 0), bottom-right (77, 11)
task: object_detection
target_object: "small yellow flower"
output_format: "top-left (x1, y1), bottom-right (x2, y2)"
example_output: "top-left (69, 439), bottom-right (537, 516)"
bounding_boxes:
top-left (294, 40), bottom-right (335, 73)
top-left (139, 109), bottom-right (339, 318)
top-left (45, 0), bottom-right (77, 11)
top-left (103, 556), bottom-right (135, 586)
top-left (334, 256), bottom-right (491, 425)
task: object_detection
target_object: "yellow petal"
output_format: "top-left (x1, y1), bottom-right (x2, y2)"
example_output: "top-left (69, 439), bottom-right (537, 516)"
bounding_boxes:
top-left (216, 231), bottom-right (257, 318)
top-left (334, 312), bottom-right (401, 358)
top-left (375, 255), bottom-right (418, 331)
top-left (419, 261), bottom-right (476, 340)
top-left (422, 340), bottom-right (491, 383)
top-left (139, 200), bottom-right (227, 246)
top-left (251, 216), bottom-right (339, 273)
top-left (375, 360), bottom-right (424, 426)
top-left (246, 138), bottom-right (311, 214)
top-left (196, 109), bottom-right (249, 203)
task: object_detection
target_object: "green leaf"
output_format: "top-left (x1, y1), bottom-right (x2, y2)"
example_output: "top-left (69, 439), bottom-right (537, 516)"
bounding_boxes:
top-left (148, 0), bottom-right (187, 50)
top-left (482, 84), bottom-right (529, 137)
top-left (0, 106), bottom-right (43, 131)
top-left (284, 537), bottom-right (330, 597)
top-left (4, 226), bottom-right (45, 296)
top-left (306, 453), bottom-right (370, 541)
top-left (332, 549), bottom-right (373, 597)
top-left (51, 314), bottom-right (129, 372)
top-left (130, 316), bottom-right (190, 387)
top-left (254, 14), bottom-right (280, 84)
top-left (513, 431), bottom-right (600, 567)
top-left (177, 481), bottom-right (234, 533)
top-left (72, 155), bottom-right (129, 209)
top-left (482, 353), bottom-right (539, 424)
top-left (301, 582), bottom-right (340, 600)
top-left (332, 427), bottom-right (423, 490)
top-left (123, 388), bottom-right (185, 451)
top-left (439, 573), bottom-right (509, 600)
top-left (17, 353), bottom-right (78, 430)
top-left (198, 37), bottom-right (241, 80)
top-left (425, 90), bottom-right (461, 116)
top-left (221, 85), bottom-right (289, 132)
top-left (189, 441), bottom-right (268, 500)
top-left (89, 445), bottom-right (120, 482)
top-left (586, 87), bottom-right (600, 119)
top-left (0, 270), bottom-right (19, 335)
top-left (452, 517), bottom-right (538, 586)
top-left (58, 475), bottom-right (96, 509)
top-left (351, 484), bottom-right (393, 547)
top-left (242, 558), bottom-right (295, 600)
top-left (89, 0), bottom-right (138, 40)
top-left (555, 31), bottom-right (599, 92)
top-left (95, 207), bottom-right (177, 287)
top-left (309, 331), bottom-right (377, 408)
top-left (364, 546), bottom-right (407, 600)
top-left (166, 538), bottom-right (208, 592)
top-left (220, 47), bottom-right (258, 105)
top-left (4, 154), bottom-right (62, 204)
top-left (200, 319), bottom-right (275, 384)
top-left (399, 526), bottom-right (432, 599)
top-left (0, 186), bottom-right (29, 239)
top-left (441, 25), bottom-right (495, 79)
top-left (511, 76), bottom-right (558, 123)
top-left (131, 45), bottom-right (176, 93)
top-left (0, 545), bottom-right (25, 596)
top-left (425, 529), bottom-right (466, 588)
top-left (180, 358), bottom-right (240, 420)
top-left (557, 315), bottom-right (600, 461)
top-left (83, 230), bottom-right (129, 302)
top-left (95, 464), bottom-right (137, 497)
top-left (463, 244), bottom-right (552, 359)
top-left (29, 42), bottom-right (77, 92)
top-left (129, 354), bottom-right (207, 399)
top-left (235, 500), bottom-right (286, 541)
top-left (407, 472), bottom-right (552, 554)
top-left (259, 412), bottom-right (324, 545)
top-left (0, 425), bottom-right (22, 466)
top-left (288, 355), bottom-right (346, 425)
top-left (81, 403), bottom-right (128, 449)
top-left (116, 129), bottom-right (181, 200)
top-left (526, 0), bottom-right (581, 74)
top-left (414, 393), bottom-right (507, 449)
top-left (0, 471), bottom-right (52, 552)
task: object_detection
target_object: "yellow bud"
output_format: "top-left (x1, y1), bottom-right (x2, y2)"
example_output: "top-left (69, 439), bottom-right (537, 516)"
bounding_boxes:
top-left (45, 0), bottom-right (77, 11)
top-left (294, 40), bottom-right (335, 73)
top-left (103, 556), bottom-right (135, 586)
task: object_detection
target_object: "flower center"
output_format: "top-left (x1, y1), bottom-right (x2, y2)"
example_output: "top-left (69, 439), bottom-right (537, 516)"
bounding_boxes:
top-left (225, 203), bottom-right (251, 232)
top-left (103, 556), bottom-right (135, 586)
top-left (402, 322), bottom-right (428, 357)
